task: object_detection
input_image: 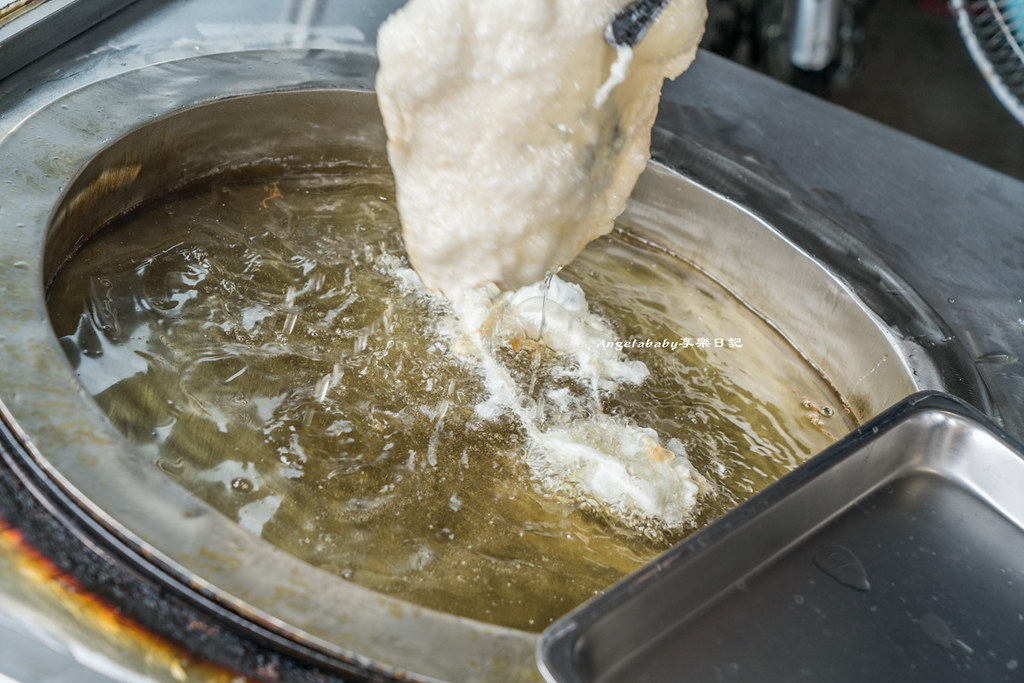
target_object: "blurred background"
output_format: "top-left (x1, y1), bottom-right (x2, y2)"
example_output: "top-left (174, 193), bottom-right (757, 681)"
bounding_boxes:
top-left (2, 0), bottom-right (1023, 179)
top-left (701, 0), bottom-right (1024, 181)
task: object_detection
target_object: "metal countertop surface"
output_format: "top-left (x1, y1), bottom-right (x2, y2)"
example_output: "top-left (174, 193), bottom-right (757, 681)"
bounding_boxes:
top-left (653, 50), bottom-right (1024, 438)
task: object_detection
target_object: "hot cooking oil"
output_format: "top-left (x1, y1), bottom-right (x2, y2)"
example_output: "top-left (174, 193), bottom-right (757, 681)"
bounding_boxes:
top-left (47, 167), bottom-right (855, 631)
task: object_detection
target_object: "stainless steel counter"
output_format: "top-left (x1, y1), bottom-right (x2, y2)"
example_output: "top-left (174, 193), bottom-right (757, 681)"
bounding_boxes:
top-left (652, 50), bottom-right (1024, 438)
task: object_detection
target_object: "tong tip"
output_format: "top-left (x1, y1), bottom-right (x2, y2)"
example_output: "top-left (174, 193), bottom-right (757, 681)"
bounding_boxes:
top-left (606, 0), bottom-right (672, 48)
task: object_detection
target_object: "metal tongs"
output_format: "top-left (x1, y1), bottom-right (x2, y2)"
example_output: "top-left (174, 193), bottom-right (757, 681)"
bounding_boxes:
top-left (605, 0), bottom-right (672, 47)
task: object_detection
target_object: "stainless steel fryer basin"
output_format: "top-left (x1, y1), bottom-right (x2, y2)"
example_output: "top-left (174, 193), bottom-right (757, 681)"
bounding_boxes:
top-left (0, 49), bottom-right (937, 681)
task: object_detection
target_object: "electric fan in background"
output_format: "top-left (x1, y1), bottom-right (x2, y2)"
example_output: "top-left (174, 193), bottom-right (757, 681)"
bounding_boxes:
top-left (951, 0), bottom-right (1024, 126)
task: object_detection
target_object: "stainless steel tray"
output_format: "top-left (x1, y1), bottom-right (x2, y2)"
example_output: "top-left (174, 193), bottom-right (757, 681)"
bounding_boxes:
top-left (538, 392), bottom-right (1024, 682)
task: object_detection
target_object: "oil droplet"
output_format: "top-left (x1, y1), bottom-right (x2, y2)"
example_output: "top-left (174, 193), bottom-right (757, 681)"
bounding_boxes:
top-left (916, 612), bottom-right (973, 655)
top-left (231, 477), bottom-right (254, 493)
top-left (812, 540), bottom-right (870, 591)
top-left (818, 406), bottom-right (834, 418)
top-left (975, 351), bottom-right (1019, 365)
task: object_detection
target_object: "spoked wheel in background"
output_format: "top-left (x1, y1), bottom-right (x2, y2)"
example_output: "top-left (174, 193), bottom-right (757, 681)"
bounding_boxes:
top-left (952, 0), bottom-right (1024, 125)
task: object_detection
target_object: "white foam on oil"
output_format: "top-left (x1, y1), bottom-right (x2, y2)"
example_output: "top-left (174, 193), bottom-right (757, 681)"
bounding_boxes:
top-left (384, 254), bottom-right (709, 530)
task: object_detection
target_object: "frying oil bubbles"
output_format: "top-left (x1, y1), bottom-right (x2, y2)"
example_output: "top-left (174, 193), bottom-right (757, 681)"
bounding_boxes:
top-left (47, 168), bottom-right (853, 631)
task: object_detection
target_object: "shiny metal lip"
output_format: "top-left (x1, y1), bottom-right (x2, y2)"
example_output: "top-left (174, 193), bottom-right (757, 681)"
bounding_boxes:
top-left (0, 48), bottom-right (966, 681)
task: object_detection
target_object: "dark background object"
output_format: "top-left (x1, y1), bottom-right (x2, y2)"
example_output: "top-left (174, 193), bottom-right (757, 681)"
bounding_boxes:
top-left (702, 0), bottom-right (1024, 181)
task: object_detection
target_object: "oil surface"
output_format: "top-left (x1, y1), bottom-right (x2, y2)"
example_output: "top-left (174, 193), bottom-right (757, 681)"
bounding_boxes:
top-left (47, 168), bottom-right (854, 631)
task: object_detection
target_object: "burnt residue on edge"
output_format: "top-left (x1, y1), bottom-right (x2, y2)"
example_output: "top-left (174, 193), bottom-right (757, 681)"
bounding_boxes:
top-left (0, 417), bottom-right (396, 683)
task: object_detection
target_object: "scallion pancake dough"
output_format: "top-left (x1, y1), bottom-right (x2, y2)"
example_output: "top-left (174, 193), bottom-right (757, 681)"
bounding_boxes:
top-left (376, 0), bottom-right (707, 296)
